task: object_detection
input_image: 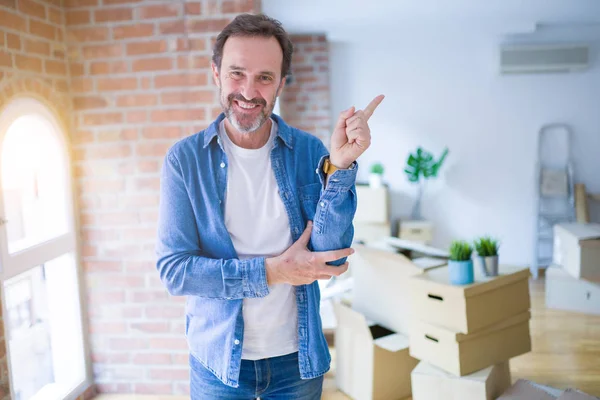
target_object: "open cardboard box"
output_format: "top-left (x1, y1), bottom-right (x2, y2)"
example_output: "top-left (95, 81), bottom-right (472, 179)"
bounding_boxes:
top-left (333, 301), bottom-right (418, 400)
top-left (498, 379), bottom-right (599, 400)
top-left (349, 238), bottom-right (448, 335)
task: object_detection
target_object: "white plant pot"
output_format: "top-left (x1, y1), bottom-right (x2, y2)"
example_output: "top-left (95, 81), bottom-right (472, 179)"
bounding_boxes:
top-left (369, 173), bottom-right (383, 188)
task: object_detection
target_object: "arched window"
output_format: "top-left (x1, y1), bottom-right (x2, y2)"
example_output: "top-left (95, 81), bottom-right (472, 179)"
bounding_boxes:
top-left (0, 97), bottom-right (89, 400)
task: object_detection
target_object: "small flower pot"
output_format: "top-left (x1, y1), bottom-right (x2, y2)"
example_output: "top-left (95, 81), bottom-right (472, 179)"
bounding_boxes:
top-left (369, 173), bottom-right (383, 189)
top-left (477, 255), bottom-right (499, 277)
top-left (448, 259), bottom-right (474, 285)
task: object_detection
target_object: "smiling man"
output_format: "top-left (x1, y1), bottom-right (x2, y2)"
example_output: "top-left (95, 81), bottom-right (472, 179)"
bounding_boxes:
top-left (156, 13), bottom-right (383, 400)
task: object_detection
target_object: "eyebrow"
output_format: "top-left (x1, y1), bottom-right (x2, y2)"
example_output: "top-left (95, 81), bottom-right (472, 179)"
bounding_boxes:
top-left (228, 65), bottom-right (276, 77)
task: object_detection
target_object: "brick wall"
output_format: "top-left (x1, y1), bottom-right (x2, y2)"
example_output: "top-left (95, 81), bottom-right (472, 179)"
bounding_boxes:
top-left (64, 0), bottom-right (260, 394)
top-left (281, 34), bottom-right (331, 144)
top-left (0, 1), bottom-right (71, 399)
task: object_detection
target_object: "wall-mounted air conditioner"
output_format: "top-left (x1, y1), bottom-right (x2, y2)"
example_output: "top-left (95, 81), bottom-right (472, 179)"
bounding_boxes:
top-left (500, 44), bottom-right (589, 74)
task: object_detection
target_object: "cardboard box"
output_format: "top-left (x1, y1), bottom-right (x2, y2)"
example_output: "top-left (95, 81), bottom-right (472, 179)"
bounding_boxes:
top-left (546, 266), bottom-right (600, 316)
top-left (409, 311), bottom-right (531, 376)
top-left (354, 221), bottom-right (392, 245)
top-left (553, 223), bottom-right (600, 282)
top-left (558, 389), bottom-right (600, 400)
top-left (350, 243), bottom-right (447, 335)
top-left (355, 185), bottom-right (389, 224)
top-left (498, 379), bottom-right (563, 399)
top-left (411, 360), bottom-right (511, 400)
top-left (408, 265), bottom-right (531, 334)
top-left (334, 301), bottom-right (419, 400)
top-left (398, 220), bottom-right (434, 244)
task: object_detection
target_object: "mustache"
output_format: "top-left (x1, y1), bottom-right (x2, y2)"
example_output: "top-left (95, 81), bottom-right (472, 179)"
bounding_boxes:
top-left (228, 93), bottom-right (266, 106)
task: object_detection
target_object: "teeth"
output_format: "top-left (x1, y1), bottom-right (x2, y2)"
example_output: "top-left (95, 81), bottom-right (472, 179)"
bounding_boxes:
top-left (237, 101), bottom-right (257, 110)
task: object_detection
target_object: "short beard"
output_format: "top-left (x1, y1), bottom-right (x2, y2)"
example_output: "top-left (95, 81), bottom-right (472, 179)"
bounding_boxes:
top-left (219, 88), bottom-right (278, 134)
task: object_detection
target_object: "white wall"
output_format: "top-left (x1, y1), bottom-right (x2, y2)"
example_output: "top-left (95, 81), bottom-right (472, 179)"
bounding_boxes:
top-left (329, 25), bottom-right (600, 265)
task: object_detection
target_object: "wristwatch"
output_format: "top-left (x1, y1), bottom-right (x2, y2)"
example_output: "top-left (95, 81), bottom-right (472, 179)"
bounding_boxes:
top-left (322, 157), bottom-right (340, 175)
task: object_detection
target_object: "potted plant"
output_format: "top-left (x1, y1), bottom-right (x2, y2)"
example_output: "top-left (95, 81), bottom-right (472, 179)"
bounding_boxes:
top-left (473, 236), bottom-right (500, 277)
top-left (448, 240), bottom-right (474, 285)
top-left (369, 162), bottom-right (385, 188)
top-left (404, 147), bottom-right (449, 220)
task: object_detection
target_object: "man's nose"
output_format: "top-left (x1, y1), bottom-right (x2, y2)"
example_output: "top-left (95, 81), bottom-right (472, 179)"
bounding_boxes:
top-left (239, 79), bottom-right (258, 101)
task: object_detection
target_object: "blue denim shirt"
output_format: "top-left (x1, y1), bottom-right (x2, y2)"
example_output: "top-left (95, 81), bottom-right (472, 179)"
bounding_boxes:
top-left (156, 113), bottom-right (357, 388)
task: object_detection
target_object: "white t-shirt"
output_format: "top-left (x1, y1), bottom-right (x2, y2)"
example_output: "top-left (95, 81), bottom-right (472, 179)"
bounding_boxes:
top-left (219, 119), bottom-right (299, 360)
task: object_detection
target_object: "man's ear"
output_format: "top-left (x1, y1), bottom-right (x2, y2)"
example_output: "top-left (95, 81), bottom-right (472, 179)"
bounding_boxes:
top-left (211, 62), bottom-right (220, 88)
top-left (276, 76), bottom-right (287, 97)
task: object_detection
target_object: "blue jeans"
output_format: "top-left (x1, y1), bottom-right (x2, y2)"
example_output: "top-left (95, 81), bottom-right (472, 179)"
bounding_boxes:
top-left (190, 352), bottom-right (324, 399)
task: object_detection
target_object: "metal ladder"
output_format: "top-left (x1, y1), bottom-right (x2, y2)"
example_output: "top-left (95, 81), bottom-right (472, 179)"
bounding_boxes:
top-left (532, 123), bottom-right (576, 279)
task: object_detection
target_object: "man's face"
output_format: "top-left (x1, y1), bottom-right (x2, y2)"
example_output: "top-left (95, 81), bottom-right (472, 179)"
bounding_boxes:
top-left (212, 36), bottom-right (286, 134)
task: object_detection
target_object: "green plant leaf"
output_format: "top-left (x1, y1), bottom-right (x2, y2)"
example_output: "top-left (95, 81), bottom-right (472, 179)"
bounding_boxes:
top-left (449, 240), bottom-right (473, 261)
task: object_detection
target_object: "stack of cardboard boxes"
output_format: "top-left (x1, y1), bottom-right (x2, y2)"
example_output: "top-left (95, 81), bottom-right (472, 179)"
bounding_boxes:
top-left (333, 241), bottom-right (534, 400)
top-left (353, 185), bottom-right (391, 245)
top-left (408, 264), bottom-right (532, 400)
top-left (547, 223), bottom-right (600, 315)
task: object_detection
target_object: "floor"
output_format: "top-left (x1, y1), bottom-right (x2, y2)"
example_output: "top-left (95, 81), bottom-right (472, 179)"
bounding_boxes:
top-left (94, 278), bottom-right (600, 400)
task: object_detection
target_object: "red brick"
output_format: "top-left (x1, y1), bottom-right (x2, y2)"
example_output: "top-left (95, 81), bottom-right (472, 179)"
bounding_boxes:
top-left (121, 194), bottom-right (159, 208)
top-left (91, 352), bottom-right (130, 364)
top-left (132, 57), bottom-right (172, 72)
top-left (30, 20), bottom-right (57, 40)
top-left (139, 4), bottom-right (180, 19)
top-left (6, 33), bottom-right (21, 50)
top-left (110, 338), bottom-right (149, 351)
top-left (149, 338), bottom-right (188, 351)
top-left (69, 26), bottom-right (109, 42)
top-left (75, 144), bottom-right (132, 160)
top-left (132, 353), bottom-right (171, 365)
top-left (79, 178), bottom-right (125, 193)
top-left (188, 18), bottom-right (229, 33)
top-left (97, 77), bottom-right (137, 91)
top-left (151, 108), bottom-right (205, 122)
top-left (0, 32), bottom-right (4, 47)
top-left (90, 61), bottom-right (128, 75)
top-left (142, 126), bottom-right (182, 139)
top-left (97, 129), bottom-right (138, 142)
top-left (24, 39), bottom-right (50, 56)
top-left (133, 383), bottom-right (172, 395)
top-left (70, 62), bottom-right (84, 76)
top-left (45, 60), bottom-right (67, 75)
top-left (185, 2), bottom-right (202, 15)
top-left (122, 306), bottom-right (143, 318)
top-left (73, 95), bottom-right (108, 110)
top-left (161, 89), bottom-right (215, 104)
top-left (95, 7), bottom-right (132, 23)
top-left (160, 20), bottom-right (188, 35)
top-left (112, 23), bottom-right (154, 40)
top-left (95, 383), bottom-right (132, 393)
top-left (83, 112), bottom-right (123, 126)
top-left (121, 226), bottom-right (158, 239)
top-left (88, 290), bottom-right (125, 304)
top-left (0, 0), bottom-right (16, 9)
top-left (66, 9), bottom-right (90, 25)
top-left (18, 0), bottom-right (46, 20)
top-left (81, 244), bottom-right (97, 257)
top-left (126, 40), bottom-right (167, 56)
top-left (116, 94), bottom-right (157, 107)
top-left (103, 0), bottom-right (142, 4)
top-left (71, 78), bottom-right (94, 93)
top-left (15, 55), bottom-right (43, 73)
top-left (145, 305), bottom-right (184, 319)
top-left (0, 50), bottom-right (12, 68)
top-left (222, 0), bottom-right (254, 13)
top-left (0, 9), bottom-right (27, 32)
top-left (177, 55), bottom-right (211, 69)
top-left (89, 322), bottom-right (127, 334)
top-left (82, 44), bottom-right (122, 59)
top-left (82, 228), bottom-right (121, 242)
top-left (154, 73), bottom-right (207, 88)
top-left (132, 176), bottom-right (161, 190)
top-left (130, 322), bottom-right (170, 333)
top-left (148, 368), bottom-right (189, 381)
top-left (64, 0), bottom-right (98, 5)
top-left (126, 110), bottom-right (147, 123)
top-left (48, 6), bottom-right (63, 24)
top-left (176, 37), bottom-right (206, 51)
top-left (171, 353), bottom-right (189, 365)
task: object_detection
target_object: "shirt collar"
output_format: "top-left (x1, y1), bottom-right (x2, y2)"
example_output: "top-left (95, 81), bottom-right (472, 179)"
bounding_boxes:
top-left (203, 113), bottom-right (294, 150)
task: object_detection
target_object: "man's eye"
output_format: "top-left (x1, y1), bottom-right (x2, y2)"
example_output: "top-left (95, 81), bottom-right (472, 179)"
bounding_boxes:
top-left (230, 71), bottom-right (243, 79)
top-left (260, 75), bottom-right (273, 82)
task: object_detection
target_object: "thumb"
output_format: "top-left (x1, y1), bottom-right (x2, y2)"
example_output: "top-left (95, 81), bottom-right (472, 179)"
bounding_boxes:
top-left (296, 221), bottom-right (313, 248)
top-left (334, 106), bottom-right (355, 131)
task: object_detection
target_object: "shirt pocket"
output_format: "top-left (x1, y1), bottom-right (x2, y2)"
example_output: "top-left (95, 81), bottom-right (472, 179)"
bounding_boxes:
top-left (297, 182), bottom-right (323, 222)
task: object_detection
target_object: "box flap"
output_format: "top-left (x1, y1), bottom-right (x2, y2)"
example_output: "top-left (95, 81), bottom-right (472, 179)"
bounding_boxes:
top-left (412, 360), bottom-right (496, 381)
top-left (557, 389), bottom-right (600, 400)
top-left (333, 301), bottom-right (372, 339)
top-left (384, 237), bottom-right (449, 258)
top-left (373, 332), bottom-right (409, 352)
top-left (498, 379), bottom-right (562, 399)
top-left (556, 223), bottom-right (600, 241)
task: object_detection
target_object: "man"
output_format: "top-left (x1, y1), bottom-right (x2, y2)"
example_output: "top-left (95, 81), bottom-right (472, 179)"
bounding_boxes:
top-left (156, 13), bottom-right (384, 399)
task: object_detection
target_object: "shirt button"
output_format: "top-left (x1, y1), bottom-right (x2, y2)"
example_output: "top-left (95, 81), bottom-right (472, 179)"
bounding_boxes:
top-left (220, 162), bottom-right (225, 168)
top-left (320, 201), bottom-right (325, 207)
top-left (315, 168), bottom-right (319, 174)
top-left (234, 339), bottom-right (240, 345)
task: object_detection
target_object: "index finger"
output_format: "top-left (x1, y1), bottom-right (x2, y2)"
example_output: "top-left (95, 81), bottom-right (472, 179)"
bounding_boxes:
top-left (315, 248), bottom-right (355, 263)
top-left (363, 94), bottom-right (385, 121)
